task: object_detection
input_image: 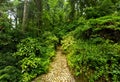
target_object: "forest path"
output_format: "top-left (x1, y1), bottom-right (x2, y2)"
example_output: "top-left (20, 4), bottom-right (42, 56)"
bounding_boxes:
top-left (32, 46), bottom-right (75, 82)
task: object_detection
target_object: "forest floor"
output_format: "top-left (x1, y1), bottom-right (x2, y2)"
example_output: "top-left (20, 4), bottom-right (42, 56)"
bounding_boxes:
top-left (32, 46), bottom-right (76, 82)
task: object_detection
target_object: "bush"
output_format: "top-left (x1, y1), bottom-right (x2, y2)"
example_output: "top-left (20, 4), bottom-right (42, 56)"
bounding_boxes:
top-left (62, 15), bottom-right (120, 81)
top-left (62, 36), bottom-right (120, 81)
top-left (0, 66), bottom-right (21, 82)
top-left (13, 37), bottom-right (57, 82)
top-left (84, 0), bottom-right (115, 19)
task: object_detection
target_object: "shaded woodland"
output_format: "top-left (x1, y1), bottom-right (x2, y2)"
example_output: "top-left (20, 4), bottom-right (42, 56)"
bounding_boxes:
top-left (0, 0), bottom-right (120, 82)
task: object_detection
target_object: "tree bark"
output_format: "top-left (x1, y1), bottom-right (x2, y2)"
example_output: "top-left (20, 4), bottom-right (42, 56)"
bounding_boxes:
top-left (22, 0), bottom-right (28, 32)
top-left (34, 0), bottom-right (43, 27)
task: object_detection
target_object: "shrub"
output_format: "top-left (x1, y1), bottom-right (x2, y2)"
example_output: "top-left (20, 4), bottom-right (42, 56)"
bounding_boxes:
top-left (13, 37), bottom-right (56, 82)
top-left (62, 15), bottom-right (120, 81)
top-left (0, 66), bottom-right (21, 82)
top-left (62, 37), bottom-right (120, 81)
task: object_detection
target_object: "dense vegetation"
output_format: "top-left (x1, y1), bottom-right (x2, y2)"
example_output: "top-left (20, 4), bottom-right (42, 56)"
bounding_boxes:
top-left (62, 15), bottom-right (120, 81)
top-left (0, 0), bottom-right (120, 82)
top-left (0, 11), bottom-right (58, 82)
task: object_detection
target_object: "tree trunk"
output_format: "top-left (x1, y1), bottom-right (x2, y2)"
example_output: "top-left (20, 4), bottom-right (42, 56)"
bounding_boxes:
top-left (22, 0), bottom-right (28, 32)
top-left (34, 0), bottom-right (43, 27)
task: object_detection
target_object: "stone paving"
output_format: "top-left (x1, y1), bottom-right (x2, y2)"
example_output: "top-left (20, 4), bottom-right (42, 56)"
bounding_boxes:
top-left (32, 46), bottom-right (75, 82)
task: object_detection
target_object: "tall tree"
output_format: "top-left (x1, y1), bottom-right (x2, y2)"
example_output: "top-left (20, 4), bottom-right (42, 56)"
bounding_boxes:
top-left (22, 0), bottom-right (28, 32)
top-left (34, 0), bottom-right (43, 27)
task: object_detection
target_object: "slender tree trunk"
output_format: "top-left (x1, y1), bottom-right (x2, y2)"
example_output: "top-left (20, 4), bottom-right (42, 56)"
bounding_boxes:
top-left (34, 0), bottom-right (43, 27)
top-left (34, 0), bottom-right (43, 35)
top-left (22, 0), bottom-right (28, 32)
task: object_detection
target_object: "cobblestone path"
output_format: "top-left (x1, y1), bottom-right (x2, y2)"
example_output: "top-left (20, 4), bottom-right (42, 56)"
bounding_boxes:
top-left (32, 46), bottom-right (75, 82)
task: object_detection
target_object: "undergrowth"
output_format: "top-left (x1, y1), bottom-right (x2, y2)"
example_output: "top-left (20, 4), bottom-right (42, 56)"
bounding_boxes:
top-left (62, 15), bottom-right (120, 82)
top-left (0, 31), bottom-right (58, 82)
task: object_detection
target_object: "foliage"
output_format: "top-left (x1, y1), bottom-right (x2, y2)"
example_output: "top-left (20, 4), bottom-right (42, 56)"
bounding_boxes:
top-left (62, 33), bottom-right (120, 82)
top-left (99, 0), bottom-right (114, 15)
top-left (1, 0), bottom-right (120, 82)
top-left (13, 37), bottom-right (57, 82)
top-left (0, 66), bottom-right (21, 82)
top-left (0, 11), bottom-right (58, 82)
top-left (62, 14), bottom-right (120, 82)
top-left (85, 0), bottom-right (115, 19)
top-left (74, 15), bottom-right (120, 42)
